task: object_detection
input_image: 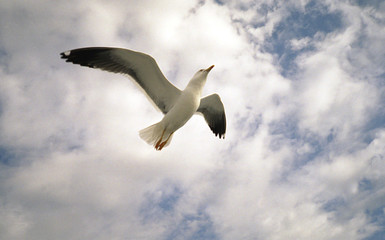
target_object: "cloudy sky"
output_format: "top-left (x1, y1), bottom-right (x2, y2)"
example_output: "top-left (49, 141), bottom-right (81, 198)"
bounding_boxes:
top-left (1, 0), bottom-right (385, 239)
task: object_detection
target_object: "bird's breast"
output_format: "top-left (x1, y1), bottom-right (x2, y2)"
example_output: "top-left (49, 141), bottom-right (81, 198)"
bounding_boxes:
top-left (161, 89), bottom-right (200, 131)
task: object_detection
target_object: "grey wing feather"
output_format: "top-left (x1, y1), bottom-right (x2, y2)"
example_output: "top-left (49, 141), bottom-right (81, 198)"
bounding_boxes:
top-left (197, 94), bottom-right (226, 139)
top-left (60, 47), bottom-right (181, 114)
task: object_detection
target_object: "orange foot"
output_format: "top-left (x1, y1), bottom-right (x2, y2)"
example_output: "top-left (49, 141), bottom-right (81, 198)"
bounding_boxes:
top-left (155, 130), bottom-right (165, 150)
top-left (155, 132), bottom-right (173, 151)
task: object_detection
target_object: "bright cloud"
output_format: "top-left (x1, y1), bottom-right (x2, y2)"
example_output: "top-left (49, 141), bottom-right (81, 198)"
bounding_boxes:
top-left (1, 0), bottom-right (385, 239)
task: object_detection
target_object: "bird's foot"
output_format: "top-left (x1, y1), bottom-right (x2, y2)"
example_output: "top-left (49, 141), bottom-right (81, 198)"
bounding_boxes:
top-left (156, 141), bottom-right (167, 151)
top-left (155, 130), bottom-right (165, 150)
top-left (155, 131), bottom-right (173, 151)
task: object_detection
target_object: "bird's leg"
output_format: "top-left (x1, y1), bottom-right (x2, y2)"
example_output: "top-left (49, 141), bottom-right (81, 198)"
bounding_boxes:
top-left (157, 132), bottom-right (174, 151)
top-left (155, 130), bottom-right (165, 150)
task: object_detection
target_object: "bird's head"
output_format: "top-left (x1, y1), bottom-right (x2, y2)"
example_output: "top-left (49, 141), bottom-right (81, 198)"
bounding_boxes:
top-left (193, 65), bottom-right (215, 79)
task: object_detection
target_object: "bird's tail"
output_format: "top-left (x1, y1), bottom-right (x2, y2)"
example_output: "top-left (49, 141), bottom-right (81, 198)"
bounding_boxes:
top-left (139, 122), bottom-right (173, 151)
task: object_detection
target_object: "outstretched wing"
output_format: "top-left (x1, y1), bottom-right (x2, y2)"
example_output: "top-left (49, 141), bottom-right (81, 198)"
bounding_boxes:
top-left (197, 94), bottom-right (226, 139)
top-left (60, 47), bottom-right (181, 114)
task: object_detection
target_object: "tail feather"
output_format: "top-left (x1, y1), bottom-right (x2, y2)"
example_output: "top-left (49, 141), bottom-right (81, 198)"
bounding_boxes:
top-left (139, 123), bottom-right (161, 145)
top-left (139, 122), bottom-right (173, 150)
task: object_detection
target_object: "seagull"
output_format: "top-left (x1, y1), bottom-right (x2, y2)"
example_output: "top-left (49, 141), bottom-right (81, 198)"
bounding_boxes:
top-left (60, 47), bottom-right (226, 150)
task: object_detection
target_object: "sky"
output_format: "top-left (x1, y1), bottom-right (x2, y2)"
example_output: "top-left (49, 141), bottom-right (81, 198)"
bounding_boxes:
top-left (0, 0), bottom-right (385, 239)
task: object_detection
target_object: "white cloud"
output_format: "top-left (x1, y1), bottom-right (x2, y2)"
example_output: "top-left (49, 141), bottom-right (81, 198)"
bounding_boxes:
top-left (1, 0), bottom-right (385, 239)
top-left (290, 37), bottom-right (311, 50)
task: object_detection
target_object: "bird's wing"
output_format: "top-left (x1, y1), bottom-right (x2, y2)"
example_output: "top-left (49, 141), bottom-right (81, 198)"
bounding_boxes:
top-left (197, 94), bottom-right (226, 139)
top-left (60, 47), bottom-right (181, 114)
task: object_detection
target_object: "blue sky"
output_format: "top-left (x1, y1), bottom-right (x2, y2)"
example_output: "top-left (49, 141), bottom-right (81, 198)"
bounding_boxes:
top-left (1, 0), bottom-right (385, 239)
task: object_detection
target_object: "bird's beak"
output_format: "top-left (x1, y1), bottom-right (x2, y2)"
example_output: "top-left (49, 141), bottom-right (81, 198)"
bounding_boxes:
top-left (205, 65), bottom-right (215, 72)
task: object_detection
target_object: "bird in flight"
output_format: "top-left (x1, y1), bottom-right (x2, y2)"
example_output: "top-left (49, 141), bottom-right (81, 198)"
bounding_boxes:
top-left (61, 47), bottom-right (226, 150)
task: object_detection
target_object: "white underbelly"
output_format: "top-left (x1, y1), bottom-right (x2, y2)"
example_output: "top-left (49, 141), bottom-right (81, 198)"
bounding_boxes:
top-left (161, 91), bottom-right (200, 132)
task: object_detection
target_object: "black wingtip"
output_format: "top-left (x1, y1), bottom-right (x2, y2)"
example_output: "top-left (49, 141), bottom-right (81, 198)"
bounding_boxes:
top-left (217, 133), bottom-right (225, 139)
top-left (60, 51), bottom-right (70, 59)
top-left (212, 128), bottom-right (225, 139)
top-left (59, 48), bottom-right (113, 68)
